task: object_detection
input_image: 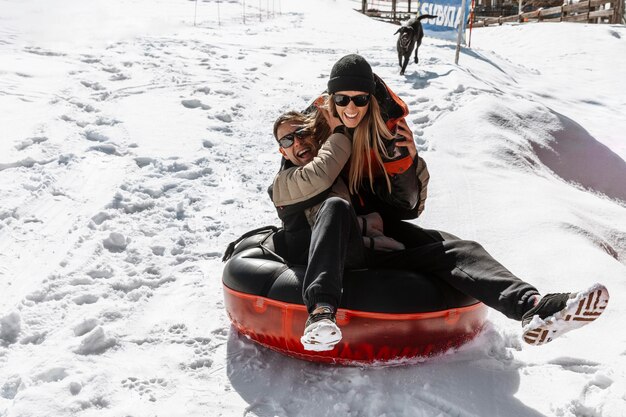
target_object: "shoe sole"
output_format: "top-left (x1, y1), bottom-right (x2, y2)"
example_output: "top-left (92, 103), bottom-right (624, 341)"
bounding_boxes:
top-left (522, 284), bottom-right (609, 346)
top-left (300, 319), bottom-right (342, 352)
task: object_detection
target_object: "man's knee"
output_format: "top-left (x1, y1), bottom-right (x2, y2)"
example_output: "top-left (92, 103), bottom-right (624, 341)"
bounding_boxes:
top-left (318, 197), bottom-right (351, 216)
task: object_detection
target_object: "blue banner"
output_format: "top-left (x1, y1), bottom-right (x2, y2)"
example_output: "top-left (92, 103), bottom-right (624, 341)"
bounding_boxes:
top-left (417, 0), bottom-right (471, 43)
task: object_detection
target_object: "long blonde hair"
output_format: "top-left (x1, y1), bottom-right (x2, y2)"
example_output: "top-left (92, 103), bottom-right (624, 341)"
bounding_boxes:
top-left (316, 96), bottom-right (394, 194)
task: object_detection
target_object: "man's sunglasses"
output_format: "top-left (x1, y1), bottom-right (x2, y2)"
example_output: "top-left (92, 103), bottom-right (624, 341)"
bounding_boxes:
top-left (278, 128), bottom-right (311, 149)
top-left (332, 94), bottom-right (371, 107)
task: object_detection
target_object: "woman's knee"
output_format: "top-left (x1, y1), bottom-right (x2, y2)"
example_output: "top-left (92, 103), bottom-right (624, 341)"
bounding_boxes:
top-left (456, 239), bottom-right (484, 251)
top-left (444, 239), bottom-right (486, 260)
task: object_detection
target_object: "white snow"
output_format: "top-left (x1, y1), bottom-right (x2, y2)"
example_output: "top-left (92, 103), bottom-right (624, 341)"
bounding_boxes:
top-left (1, 0), bottom-right (625, 416)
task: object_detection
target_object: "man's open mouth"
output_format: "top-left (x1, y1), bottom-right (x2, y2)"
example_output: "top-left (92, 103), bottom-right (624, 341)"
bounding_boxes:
top-left (297, 147), bottom-right (312, 158)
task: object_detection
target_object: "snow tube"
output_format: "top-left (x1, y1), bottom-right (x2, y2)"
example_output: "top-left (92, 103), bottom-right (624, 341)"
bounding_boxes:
top-left (222, 228), bottom-right (488, 365)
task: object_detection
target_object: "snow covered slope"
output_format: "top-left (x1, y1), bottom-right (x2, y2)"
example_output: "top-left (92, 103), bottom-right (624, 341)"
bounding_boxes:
top-left (1, 0), bottom-right (625, 416)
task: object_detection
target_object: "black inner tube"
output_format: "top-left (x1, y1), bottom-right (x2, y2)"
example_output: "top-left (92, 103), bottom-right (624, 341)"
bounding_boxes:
top-left (222, 230), bottom-right (479, 314)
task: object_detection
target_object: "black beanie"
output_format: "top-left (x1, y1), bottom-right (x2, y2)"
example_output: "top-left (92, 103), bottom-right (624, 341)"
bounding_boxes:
top-left (327, 54), bottom-right (376, 94)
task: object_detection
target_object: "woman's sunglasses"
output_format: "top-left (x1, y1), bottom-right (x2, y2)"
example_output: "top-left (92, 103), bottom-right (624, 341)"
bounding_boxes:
top-left (332, 94), bottom-right (371, 107)
top-left (278, 128), bottom-right (311, 149)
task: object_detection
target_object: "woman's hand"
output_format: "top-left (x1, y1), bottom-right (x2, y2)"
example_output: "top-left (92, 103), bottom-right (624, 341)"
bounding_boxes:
top-left (393, 118), bottom-right (417, 160)
top-left (315, 95), bottom-right (344, 132)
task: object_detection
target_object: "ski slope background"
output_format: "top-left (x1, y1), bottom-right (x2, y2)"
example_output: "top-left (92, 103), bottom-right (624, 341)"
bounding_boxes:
top-left (1, 0), bottom-right (626, 416)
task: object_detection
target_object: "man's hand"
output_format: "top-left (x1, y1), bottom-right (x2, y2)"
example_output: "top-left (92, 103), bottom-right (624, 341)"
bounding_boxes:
top-left (315, 95), bottom-right (344, 132)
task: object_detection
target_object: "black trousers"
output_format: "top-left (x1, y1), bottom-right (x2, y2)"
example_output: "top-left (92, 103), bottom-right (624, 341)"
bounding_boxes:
top-left (301, 199), bottom-right (539, 320)
top-left (372, 219), bottom-right (539, 320)
top-left (301, 197), bottom-right (365, 312)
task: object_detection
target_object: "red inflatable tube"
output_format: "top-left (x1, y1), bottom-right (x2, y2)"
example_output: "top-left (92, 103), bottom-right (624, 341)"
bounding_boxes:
top-left (224, 284), bottom-right (488, 365)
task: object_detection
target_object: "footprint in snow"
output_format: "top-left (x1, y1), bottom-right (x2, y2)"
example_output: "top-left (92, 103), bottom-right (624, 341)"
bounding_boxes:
top-left (121, 377), bottom-right (169, 402)
top-left (24, 46), bottom-right (65, 57)
top-left (177, 337), bottom-right (219, 371)
top-left (95, 116), bottom-right (121, 126)
top-left (71, 100), bottom-right (99, 113)
top-left (214, 89), bottom-right (234, 97)
top-left (169, 323), bottom-right (187, 336)
top-left (73, 318), bottom-right (100, 337)
top-left (101, 66), bottom-right (120, 74)
top-left (181, 99), bottom-right (211, 110)
top-left (453, 84), bottom-right (466, 94)
top-left (213, 113), bottom-right (232, 123)
top-left (0, 312), bottom-right (21, 345)
top-left (72, 294), bottom-right (99, 305)
top-left (1, 376), bottom-right (22, 399)
top-left (151, 246), bottom-right (166, 256)
top-left (0, 157), bottom-right (55, 172)
top-left (83, 129), bottom-right (109, 142)
top-left (194, 86), bottom-right (211, 94)
top-left (412, 96), bottom-right (430, 104)
top-left (80, 56), bottom-right (101, 64)
top-left (413, 114), bottom-right (430, 125)
top-left (90, 211), bottom-right (113, 227)
top-left (548, 357), bottom-right (601, 374)
top-left (110, 73), bottom-right (130, 81)
top-left (208, 125), bottom-right (232, 134)
top-left (33, 367), bottom-right (69, 383)
top-left (89, 144), bottom-right (121, 156)
top-left (134, 157), bottom-right (156, 168)
top-left (19, 332), bottom-right (47, 345)
top-left (14, 136), bottom-right (48, 151)
top-left (211, 327), bottom-right (229, 339)
top-left (81, 80), bottom-right (106, 91)
top-left (174, 168), bottom-right (213, 180)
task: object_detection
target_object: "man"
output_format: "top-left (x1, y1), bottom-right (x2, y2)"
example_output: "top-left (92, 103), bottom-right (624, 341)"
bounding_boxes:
top-left (269, 110), bottom-right (404, 351)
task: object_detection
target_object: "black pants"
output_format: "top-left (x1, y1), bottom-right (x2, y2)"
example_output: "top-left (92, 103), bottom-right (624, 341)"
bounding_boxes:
top-left (372, 219), bottom-right (539, 320)
top-left (302, 197), bottom-right (365, 312)
top-left (302, 200), bottom-right (539, 320)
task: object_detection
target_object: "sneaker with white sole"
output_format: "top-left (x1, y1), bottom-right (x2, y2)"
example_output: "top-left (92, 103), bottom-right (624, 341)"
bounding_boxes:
top-left (521, 283), bottom-right (609, 346)
top-left (300, 306), bottom-right (342, 352)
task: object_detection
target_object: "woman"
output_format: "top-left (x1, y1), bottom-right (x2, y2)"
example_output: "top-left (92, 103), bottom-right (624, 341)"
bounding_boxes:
top-left (305, 53), bottom-right (608, 350)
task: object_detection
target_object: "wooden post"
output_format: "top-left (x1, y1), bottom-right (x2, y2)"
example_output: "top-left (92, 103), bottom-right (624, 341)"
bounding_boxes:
top-left (613, 0), bottom-right (625, 23)
top-left (392, 0), bottom-right (397, 21)
top-left (362, 0), bottom-right (367, 14)
top-left (455, 0), bottom-right (468, 65)
top-left (408, 0), bottom-right (412, 14)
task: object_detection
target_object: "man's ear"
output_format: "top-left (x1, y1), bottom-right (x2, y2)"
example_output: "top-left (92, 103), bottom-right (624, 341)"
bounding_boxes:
top-left (279, 147), bottom-right (287, 158)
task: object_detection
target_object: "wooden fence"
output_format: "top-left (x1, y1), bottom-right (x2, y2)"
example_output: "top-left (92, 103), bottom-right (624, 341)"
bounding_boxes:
top-left (356, 0), bottom-right (625, 25)
top-left (473, 0), bottom-right (624, 27)
top-left (358, 0), bottom-right (422, 24)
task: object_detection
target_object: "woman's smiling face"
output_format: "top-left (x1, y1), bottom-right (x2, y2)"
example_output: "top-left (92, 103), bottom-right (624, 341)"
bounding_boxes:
top-left (333, 90), bottom-right (369, 128)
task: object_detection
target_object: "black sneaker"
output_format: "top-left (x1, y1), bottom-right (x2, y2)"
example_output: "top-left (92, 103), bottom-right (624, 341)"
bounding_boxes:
top-left (300, 306), bottom-right (342, 352)
top-left (521, 284), bottom-right (609, 346)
